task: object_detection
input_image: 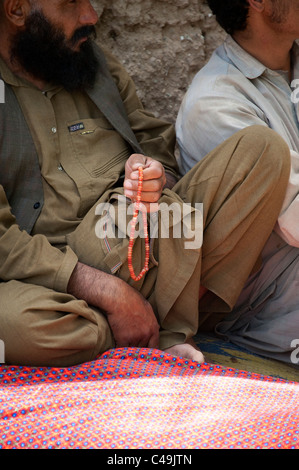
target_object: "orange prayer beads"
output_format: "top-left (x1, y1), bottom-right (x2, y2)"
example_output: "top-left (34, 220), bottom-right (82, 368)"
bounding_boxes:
top-left (127, 167), bottom-right (150, 281)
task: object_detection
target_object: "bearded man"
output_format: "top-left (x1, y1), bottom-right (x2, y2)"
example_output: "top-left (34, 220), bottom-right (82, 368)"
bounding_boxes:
top-left (0, 0), bottom-right (290, 367)
top-left (176, 0), bottom-right (299, 364)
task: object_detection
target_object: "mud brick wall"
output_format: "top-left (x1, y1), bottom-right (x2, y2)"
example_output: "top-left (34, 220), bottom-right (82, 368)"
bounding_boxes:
top-left (92, 0), bottom-right (225, 124)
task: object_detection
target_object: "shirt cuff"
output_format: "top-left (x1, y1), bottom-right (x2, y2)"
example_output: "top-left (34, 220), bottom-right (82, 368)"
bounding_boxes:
top-left (53, 246), bottom-right (78, 293)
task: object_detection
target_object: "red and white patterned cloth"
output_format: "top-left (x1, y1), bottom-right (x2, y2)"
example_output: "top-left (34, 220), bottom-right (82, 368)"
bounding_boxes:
top-left (0, 348), bottom-right (298, 449)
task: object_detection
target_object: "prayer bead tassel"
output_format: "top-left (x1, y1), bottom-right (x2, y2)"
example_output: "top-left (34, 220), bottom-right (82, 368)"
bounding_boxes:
top-left (127, 167), bottom-right (150, 281)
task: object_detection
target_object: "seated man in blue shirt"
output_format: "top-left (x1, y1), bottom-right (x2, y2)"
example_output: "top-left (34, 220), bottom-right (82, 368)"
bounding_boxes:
top-left (176, 0), bottom-right (299, 365)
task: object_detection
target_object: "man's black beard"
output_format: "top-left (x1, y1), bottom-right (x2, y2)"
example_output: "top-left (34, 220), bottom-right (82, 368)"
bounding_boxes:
top-left (10, 10), bottom-right (99, 91)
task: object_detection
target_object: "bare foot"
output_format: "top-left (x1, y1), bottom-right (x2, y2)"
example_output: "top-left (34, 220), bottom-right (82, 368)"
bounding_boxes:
top-left (164, 342), bottom-right (205, 364)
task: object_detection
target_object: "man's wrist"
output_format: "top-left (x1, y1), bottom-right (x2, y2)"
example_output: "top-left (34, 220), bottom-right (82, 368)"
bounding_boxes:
top-left (67, 262), bottom-right (124, 314)
top-left (164, 171), bottom-right (178, 190)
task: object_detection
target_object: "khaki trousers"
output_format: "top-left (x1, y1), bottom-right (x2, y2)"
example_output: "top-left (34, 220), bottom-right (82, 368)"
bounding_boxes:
top-left (0, 126), bottom-right (290, 366)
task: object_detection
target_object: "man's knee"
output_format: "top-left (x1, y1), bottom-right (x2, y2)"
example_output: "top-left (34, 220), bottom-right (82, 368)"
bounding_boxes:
top-left (237, 125), bottom-right (291, 177)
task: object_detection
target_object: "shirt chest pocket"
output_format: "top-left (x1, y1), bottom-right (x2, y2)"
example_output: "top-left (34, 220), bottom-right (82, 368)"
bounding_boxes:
top-left (67, 118), bottom-right (131, 178)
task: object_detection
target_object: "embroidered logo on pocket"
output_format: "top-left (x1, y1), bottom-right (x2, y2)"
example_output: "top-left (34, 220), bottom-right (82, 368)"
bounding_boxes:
top-left (68, 122), bottom-right (85, 133)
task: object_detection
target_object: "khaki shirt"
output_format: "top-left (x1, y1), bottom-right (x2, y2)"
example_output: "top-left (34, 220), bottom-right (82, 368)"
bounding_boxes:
top-left (0, 48), bottom-right (177, 291)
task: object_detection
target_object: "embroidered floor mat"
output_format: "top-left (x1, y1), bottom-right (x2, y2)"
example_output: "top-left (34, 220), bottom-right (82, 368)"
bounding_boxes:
top-left (194, 333), bottom-right (299, 382)
top-left (0, 348), bottom-right (298, 449)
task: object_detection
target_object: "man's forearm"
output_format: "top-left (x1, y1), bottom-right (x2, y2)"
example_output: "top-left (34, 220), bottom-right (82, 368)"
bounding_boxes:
top-left (67, 261), bottom-right (160, 349)
top-left (67, 261), bottom-right (119, 313)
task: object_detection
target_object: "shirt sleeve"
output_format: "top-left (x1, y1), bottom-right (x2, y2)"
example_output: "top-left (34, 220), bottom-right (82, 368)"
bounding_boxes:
top-left (103, 48), bottom-right (179, 180)
top-left (177, 93), bottom-right (299, 247)
top-left (0, 185), bottom-right (78, 291)
top-left (176, 94), bottom-right (269, 173)
top-left (274, 149), bottom-right (299, 247)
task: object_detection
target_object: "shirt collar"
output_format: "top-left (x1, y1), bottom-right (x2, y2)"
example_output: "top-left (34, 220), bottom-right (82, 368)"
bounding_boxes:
top-left (0, 55), bottom-right (62, 95)
top-left (0, 56), bottom-right (25, 87)
top-left (223, 35), bottom-right (267, 79)
top-left (223, 35), bottom-right (299, 80)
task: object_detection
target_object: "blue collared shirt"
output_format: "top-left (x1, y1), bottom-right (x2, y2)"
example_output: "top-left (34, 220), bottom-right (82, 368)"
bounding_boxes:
top-left (176, 35), bottom-right (299, 247)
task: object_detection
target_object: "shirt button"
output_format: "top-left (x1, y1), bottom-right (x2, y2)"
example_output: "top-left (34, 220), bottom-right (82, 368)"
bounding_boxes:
top-left (33, 202), bottom-right (41, 210)
top-left (51, 127), bottom-right (57, 134)
top-left (57, 164), bottom-right (63, 171)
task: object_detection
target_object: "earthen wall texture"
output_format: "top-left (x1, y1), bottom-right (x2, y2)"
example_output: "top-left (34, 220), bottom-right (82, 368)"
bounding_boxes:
top-left (92, 0), bottom-right (225, 124)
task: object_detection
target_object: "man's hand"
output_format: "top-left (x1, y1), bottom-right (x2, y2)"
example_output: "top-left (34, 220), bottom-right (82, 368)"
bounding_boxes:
top-left (105, 279), bottom-right (160, 348)
top-left (67, 262), bottom-right (160, 349)
top-left (123, 154), bottom-right (166, 212)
